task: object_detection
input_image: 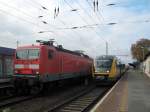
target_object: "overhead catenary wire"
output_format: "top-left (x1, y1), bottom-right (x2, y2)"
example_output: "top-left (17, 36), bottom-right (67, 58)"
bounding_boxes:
top-left (0, 8), bottom-right (39, 26)
top-left (37, 0), bottom-right (78, 38)
top-left (57, 0), bottom-right (105, 51)
top-left (20, 0), bottom-right (61, 29)
top-left (59, 0), bottom-right (108, 55)
top-left (0, 1), bottom-right (37, 20)
top-left (13, 0), bottom-right (87, 41)
top-left (0, 0), bottom-right (78, 44)
top-left (55, 14), bottom-right (87, 45)
top-left (56, 0), bottom-right (96, 43)
top-left (86, 0), bottom-right (105, 22)
top-left (53, 0), bottom-right (94, 48)
top-left (33, 0), bottom-right (79, 40)
top-left (0, 1), bottom-right (60, 29)
top-left (30, 0), bottom-right (71, 29)
top-left (30, 0), bottom-right (49, 10)
top-left (68, 0), bottom-right (107, 43)
top-left (73, 0), bottom-right (124, 55)
top-left (84, 0), bottom-right (123, 54)
top-left (0, 0), bottom-right (130, 56)
top-left (89, 0), bottom-right (129, 53)
top-left (28, 0), bottom-right (102, 33)
top-left (0, 8), bottom-right (61, 38)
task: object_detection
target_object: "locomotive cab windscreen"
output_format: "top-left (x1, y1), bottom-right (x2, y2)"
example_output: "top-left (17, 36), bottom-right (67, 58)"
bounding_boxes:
top-left (14, 48), bottom-right (40, 75)
top-left (94, 55), bottom-right (114, 74)
top-left (16, 49), bottom-right (40, 60)
top-left (95, 59), bottom-right (112, 73)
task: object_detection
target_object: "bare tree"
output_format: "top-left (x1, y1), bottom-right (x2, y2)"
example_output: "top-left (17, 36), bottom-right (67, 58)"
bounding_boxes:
top-left (131, 38), bottom-right (150, 62)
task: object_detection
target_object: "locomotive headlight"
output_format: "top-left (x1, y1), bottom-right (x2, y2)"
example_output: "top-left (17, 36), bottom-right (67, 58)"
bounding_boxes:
top-left (15, 70), bottom-right (18, 74)
top-left (36, 71), bottom-right (39, 74)
top-left (106, 70), bottom-right (109, 73)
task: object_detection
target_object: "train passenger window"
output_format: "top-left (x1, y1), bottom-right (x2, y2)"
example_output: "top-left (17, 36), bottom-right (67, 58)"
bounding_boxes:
top-left (48, 50), bottom-right (54, 59)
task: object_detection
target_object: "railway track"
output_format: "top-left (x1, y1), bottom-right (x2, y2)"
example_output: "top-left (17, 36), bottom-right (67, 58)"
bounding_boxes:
top-left (0, 95), bottom-right (15, 102)
top-left (0, 95), bottom-right (37, 109)
top-left (46, 86), bottom-right (110, 112)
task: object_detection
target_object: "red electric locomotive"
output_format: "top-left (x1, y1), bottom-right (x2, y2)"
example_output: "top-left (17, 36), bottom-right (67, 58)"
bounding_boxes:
top-left (13, 40), bottom-right (93, 93)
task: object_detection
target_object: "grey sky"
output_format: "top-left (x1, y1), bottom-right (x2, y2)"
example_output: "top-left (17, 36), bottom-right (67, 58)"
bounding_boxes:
top-left (0, 0), bottom-right (150, 63)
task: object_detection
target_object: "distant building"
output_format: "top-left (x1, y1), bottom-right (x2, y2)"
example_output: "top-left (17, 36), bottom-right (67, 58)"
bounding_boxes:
top-left (0, 47), bottom-right (15, 78)
top-left (143, 52), bottom-right (150, 77)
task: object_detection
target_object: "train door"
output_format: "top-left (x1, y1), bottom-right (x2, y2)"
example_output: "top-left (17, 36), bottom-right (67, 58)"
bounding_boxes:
top-left (116, 60), bottom-right (121, 75)
top-left (58, 52), bottom-right (63, 79)
top-left (58, 51), bottom-right (63, 75)
top-left (47, 48), bottom-right (59, 74)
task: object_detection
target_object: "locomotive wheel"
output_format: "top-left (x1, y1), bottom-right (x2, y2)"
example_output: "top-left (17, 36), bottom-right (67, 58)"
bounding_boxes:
top-left (30, 84), bottom-right (43, 95)
top-left (84, 78), bottom-right (89, 86)
top-left (23, 87), bottom-right (30, 95)
top-left (14, 88), bottom-right (23, 95)
top-left (6, 87), bottom-right (14, 96)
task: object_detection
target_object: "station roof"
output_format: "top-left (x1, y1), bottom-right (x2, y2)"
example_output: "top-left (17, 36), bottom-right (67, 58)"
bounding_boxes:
top-left (0, 47), bottom-right (15, 56)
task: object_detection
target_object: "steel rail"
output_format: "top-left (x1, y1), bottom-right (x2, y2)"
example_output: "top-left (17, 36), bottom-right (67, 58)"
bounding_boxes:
top-left (46, 86), bottom-right (110, 112)
top-left (0, 95), bottom-right (37, 109)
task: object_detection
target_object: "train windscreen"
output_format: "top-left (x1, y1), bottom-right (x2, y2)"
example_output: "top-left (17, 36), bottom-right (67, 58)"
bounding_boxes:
top-left (16, 49), bottom-right (40, 59)
top-left (95, 59), bottom-right (112, 72)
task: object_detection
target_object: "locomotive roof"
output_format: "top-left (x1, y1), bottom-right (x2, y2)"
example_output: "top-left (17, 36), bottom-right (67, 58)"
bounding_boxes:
top-left (16, 44), bottom-right (91, 59)
top-left (55, 46), bottom-right (91, 59)
top-left (17, 45), bottom-right (40, 49)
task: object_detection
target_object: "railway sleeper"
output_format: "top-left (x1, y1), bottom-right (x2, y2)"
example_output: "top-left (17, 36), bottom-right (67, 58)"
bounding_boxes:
top-left (61, 107), bottom-right (84, 112)
top-left (74, 99), bottom-right (94, 103)
top-left (80, 97), bottom-right (97, 101)
top-left (67, 103), bottom-right (89, 107)
top-left (72, 100), bottom-right (93, 104)
top-left (60, 109), bottom-right (80, 112)
top-left (81, 95), bottom-right (97, 98)
top-left (63, 104), bottom-right (87, 109)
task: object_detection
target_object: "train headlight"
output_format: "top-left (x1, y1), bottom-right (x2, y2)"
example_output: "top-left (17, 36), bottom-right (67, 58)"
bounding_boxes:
top-left (36, 71), bottom-right (39, 74)
top-left (15, 70), bottom-right (18, 74)
top-left (106, 70), bottom-right (109, 73)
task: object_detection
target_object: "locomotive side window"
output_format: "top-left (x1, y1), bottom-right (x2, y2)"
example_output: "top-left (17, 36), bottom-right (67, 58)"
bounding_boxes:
top-left (48, 50), bottom-right (54, 59)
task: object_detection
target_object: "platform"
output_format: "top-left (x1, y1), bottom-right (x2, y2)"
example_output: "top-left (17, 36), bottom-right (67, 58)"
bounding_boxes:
top-left (91, 69), bottom-right (150, 112)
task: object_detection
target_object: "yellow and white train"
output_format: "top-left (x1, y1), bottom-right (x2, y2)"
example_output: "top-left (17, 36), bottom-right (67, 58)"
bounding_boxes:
top-left (93, 55), bottom-right (125, 82)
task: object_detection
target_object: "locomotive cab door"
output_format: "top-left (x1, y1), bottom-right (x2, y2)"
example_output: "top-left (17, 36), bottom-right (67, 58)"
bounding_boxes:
top-left (46, 48), bottom-right (60, 77)
top-left (47, 49), bottom-right (55, 73)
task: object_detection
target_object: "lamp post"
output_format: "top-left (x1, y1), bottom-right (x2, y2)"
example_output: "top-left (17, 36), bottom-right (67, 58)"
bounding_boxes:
top-left (140, 46), bottom-right (145, 72)
top-left (140, 46), bottom-right (144, 61)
